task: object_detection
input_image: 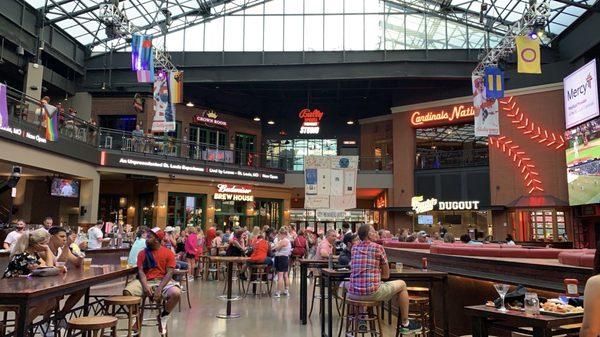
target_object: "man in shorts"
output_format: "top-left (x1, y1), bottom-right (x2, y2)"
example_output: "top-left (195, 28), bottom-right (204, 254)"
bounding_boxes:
top-left (124, 227), bottom-right (181, 335)
top-left (346, 224), bottom-right (421, 333)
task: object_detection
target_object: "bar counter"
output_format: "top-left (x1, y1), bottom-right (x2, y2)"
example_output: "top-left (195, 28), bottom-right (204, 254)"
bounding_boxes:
top-left (0, 246), bottom-right (130, 271)
top-left (384, 247), bottom-right (593, 337)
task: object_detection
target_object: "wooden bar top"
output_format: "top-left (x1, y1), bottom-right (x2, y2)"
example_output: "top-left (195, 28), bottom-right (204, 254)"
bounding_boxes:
top-left (0, 265), bottom-right (136, 298)
top-left (464, 305), bottom-right (583, 326)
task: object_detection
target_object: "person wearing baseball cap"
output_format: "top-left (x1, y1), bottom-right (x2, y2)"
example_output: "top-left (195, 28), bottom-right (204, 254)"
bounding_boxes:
top-left (124, 227), bottom-right (181, 335)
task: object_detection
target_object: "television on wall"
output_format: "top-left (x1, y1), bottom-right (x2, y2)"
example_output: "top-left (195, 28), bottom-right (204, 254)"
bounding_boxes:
top-left (417, 215), bottom-right (434, 225)
top-left (565, 116), bottom-right (600, 168)
top-left (50, 178), bottom-right (80, 198)
top-left (567, 161), bottom-right (600, 206)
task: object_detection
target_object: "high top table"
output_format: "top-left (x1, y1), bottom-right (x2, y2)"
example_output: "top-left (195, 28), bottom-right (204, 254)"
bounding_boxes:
top-left (0, 264), bottom-right (137, 337)
top-left (299, 259), bottom-right (337, 325)
top-left (320, 268), bottom-right (449, 337)
top-left (208, 256), bottom-right (250, 319)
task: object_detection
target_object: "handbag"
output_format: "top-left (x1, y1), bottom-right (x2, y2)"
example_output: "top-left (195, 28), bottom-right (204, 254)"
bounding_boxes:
top-left (31, 267), bottom-right (60, 277)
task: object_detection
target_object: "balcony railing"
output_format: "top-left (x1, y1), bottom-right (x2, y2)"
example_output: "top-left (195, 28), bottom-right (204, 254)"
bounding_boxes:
top-left (1, 85), bottom-right (392, 173)
top-left (416, 148), bottom-right (489, 170)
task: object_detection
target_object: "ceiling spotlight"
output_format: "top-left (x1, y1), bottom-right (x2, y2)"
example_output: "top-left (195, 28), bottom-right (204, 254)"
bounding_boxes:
top-left (253, 116), bottom-right (261, 122)
top-left (267, 120), bottom-right (275, 125)
top-left (186, 101), bottom-right (194, 107)
top-left (346, 120), bottom-right (355, 125)
top-left (101, 82), bottom-right (106, 90)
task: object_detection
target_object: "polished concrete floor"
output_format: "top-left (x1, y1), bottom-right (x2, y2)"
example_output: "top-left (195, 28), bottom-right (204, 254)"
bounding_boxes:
top-left (109, 274), bottom-right (400, 337)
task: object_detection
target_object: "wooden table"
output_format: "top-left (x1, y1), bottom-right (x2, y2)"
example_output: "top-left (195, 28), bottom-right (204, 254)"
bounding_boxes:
top-left (0, 264), bottom-right (136, 337)
top-left (320, 268), bottom-right (449, 337)
top-left (299, 259), bottom-right (335, 325)
top-left (464, 305), bottom-right (583, 337)
top-left (208, 256), bottom-right (250, 319)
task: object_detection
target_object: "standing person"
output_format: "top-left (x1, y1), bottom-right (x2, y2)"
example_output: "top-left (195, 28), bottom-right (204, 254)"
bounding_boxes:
top-left (128, 226), bottom-right (149, 265)
top-left (3, 220), bottom-right (26, 249)
top-left (272, 228), bottom-right (291, 298)
top-left (342, 222), bottom-right (352, 235)
top-left (439, 222), bottom-right (448, 239)
top-left (124, 228), bottom-right (181, 335)
top-left (292, 229), bottom-right (309, 258)
top-left (580, 246), bottom-right (600, 337)
top-left (87, 220), bottom-right (105, 249)
top-left (211, 230), bottom-right (224, 256)
top-left (163, 226), bottom-right (176, 252)
top-left (205, 226), bottom-right (216, 251)
top-left (307, 228), bottom-right (317, 259)
top-left (184, 227), bottom-right (199, 280)
top-left (42, 217), bottom-right (54, 232)
top-left (346, 225), bottom-right (421, 333)
top-left (315, 229), bottom-right (337, 260)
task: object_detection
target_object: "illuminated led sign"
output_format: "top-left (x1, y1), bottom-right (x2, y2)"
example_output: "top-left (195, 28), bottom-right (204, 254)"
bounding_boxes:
top-left (410, 105), bottom-right (475, 128)
top-left (214, 184), bottom-right (254, 201)
top-left (411, 195), bottom-right (480, 213)
top-left (193, 110), bottom-right (228, 128)
top-left (299, 108), bottom-right (323, 134)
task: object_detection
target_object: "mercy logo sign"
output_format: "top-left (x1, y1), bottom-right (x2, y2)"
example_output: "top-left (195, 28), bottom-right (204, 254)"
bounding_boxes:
top-left (564, 59), bottom-right (599, 129)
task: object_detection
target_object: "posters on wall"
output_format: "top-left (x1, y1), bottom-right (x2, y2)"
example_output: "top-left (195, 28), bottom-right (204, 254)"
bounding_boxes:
top-left (472, 75), bottom-right (500, 137)
top-left (303, 155), bottom-right (358, 210)
top-left (151, 74), bottom-right (176, 133)
top-left (564, 59), bottom-right (599, 129)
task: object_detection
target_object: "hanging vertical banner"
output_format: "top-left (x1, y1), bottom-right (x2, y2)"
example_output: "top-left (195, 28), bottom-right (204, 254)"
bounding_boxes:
top-left (131, 34), bottom-right (154, 72)
top-left (472, 75), bottom-right (500, 137)
top-left (151, 74), bottom-right (176, 133)
top-left (515, 36), bottom-right (541, 74)
top-left (0, 84), bottom-right (8, 128)
top-left (42, 101), bottom-right (58, 141)
top-left (330, 169), bottom-right (344, 196)
top-left (168, 71), bottom-right (184, 104)
top-left (484, 66), bottom-right (505, 99)
top-left (305, 168), bottom-right (318, 195)
top-left (133, 93), bottom-right (144, 113)
top-left (136, 70), bottom-right (153, 83)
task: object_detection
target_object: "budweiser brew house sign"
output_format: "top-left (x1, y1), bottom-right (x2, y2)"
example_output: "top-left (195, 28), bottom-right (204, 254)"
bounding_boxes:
top-left (214, 184), bottom-right (254, 201)
top-left (299, 108), bottom-right (324, 134)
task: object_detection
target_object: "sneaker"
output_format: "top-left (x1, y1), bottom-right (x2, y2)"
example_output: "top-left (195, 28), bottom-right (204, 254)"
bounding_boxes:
top-left (283, 290), bottom-right (289, 296)
top-left (157, 314), bottom-right (170, 335)
top-left (273, 292), bottom-right (281, 298)
top-left (188, 275), bottom-right (195, 282)
top-left (400, 320), bottom-right (422, 334)
top-left (358, 320), bottom-right (368, 332)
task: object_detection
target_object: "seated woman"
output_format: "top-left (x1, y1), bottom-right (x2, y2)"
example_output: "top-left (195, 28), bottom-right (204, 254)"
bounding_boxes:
top-left (226, 229), bottom-right (246, 257)
top-left (3, 229), bottom-right (65, 330)
top-left (580, 246), bottom-right (600, 337)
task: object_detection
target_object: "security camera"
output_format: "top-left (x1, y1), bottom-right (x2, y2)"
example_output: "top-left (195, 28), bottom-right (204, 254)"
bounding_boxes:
top-left (12, 166), bottom-right (22, 178)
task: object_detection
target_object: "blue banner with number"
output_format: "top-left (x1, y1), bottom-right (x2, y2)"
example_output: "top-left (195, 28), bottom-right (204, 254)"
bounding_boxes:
top-left (484, 66), bottom-right (505, 99)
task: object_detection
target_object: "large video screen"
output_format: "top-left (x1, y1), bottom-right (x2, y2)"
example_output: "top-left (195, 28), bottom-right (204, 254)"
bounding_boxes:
top-left (567, 161), bottom-right (600, 205)
top-left (417, 215), bottom-right (433, 225)
top-left (50, 178), bottom-right (80, 198)
top-left (565, 117), bottom-right (600, 168)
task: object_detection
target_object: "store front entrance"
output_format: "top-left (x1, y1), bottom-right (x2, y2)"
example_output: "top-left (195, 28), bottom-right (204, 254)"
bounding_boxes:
top-left (254, 198), bottom-right (283, 228)
top-left (214, 200), bottom-right (248, 229)
top-left (167, 193), bottom-right (206, 229)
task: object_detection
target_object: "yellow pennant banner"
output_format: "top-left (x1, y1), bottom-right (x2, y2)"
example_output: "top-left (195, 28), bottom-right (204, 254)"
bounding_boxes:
top-left (515, 36), bottom-right (541, 74)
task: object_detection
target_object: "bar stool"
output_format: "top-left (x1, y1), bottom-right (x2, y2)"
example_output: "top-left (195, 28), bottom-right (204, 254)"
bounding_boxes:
top-left (66, 316), bottom-right (118, 337)
top-left (173, 269), bottom-right (192, 311)
top-left (309, 272), bottom-right (331, 318)
top-left (244, 264), bottom-right (271, 297)
top-left (103, 296), bottom-right (141, 337)
top-left (139, 295), bottom-right (168, 336)
top-left (341, 299), bottom-right (382, 337)
top-left (0, 305), bottom-right (19, 336)
top-left (396, 287), bottom-right (432, 337)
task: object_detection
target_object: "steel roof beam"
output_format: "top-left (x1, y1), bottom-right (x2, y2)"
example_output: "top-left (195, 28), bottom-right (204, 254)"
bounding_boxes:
top-left (46, 4), bottom-right (102, 24)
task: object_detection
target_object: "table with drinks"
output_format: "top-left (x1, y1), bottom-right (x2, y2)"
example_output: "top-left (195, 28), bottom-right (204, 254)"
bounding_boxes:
top-left (0, 263), bottom-right (137, 337)
top-left (319, 265), bottom-right (449, 337)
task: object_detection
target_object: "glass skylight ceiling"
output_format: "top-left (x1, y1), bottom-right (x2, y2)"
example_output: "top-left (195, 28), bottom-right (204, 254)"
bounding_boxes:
top-left (26, 0), bottom-right (597, 54)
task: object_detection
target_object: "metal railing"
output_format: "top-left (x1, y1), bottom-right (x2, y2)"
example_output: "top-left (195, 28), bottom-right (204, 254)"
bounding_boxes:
top-left (2, 85), bottom-right (393, 173)
top-left (416, 148), bottom-right (489, 169)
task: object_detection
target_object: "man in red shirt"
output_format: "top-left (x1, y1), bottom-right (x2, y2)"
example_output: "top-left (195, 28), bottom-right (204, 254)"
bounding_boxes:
top-left (124, 227), bottom-right (181, 335)
top-left (205, 226), bottom-right (216, 250)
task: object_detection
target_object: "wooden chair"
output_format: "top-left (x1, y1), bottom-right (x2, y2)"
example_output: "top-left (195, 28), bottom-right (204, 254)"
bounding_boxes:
top-left (0, 305), bottom-right (19, 336)
top-left (103, 296), bottom-right (141, 337)
top-left (173, 269), bottom-right (192, 311)
top-left (66, 316), bottom-right (118, 337)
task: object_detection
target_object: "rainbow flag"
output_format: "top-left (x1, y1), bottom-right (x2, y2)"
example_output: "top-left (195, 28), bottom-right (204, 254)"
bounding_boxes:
top-left (168, 71), bottom-right (183, 104)
top-left (44, 103), bottom-right (59, 141)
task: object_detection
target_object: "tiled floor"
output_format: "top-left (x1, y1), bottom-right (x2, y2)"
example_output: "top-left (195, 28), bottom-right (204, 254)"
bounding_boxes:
top-left (109, 274), bottom-right (399, 337)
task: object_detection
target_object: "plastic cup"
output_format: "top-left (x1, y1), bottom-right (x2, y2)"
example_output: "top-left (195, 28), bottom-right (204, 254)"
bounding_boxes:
top-left (396, 263), bottom-right (403, 272)
top-left (120, 256), bottom-right (128, 267)
top-left (83, 258), bottom-right (92, 270)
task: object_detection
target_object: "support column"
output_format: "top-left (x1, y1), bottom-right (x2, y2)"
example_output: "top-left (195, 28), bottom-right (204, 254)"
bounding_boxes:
top-left (79, 174), bottom-right (100, 226)
top-left (23, 63), bottom-right (44, 122)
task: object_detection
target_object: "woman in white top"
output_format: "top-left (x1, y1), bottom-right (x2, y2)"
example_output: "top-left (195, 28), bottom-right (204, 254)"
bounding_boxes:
top-left (272, 228), bottom-right (292, 298)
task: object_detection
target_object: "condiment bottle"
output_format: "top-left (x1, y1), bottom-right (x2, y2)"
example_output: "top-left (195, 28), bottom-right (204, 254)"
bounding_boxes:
top-left (564, 279), bottom-right (579, 297)
top-left (422, 257), bottom-right (428, 271)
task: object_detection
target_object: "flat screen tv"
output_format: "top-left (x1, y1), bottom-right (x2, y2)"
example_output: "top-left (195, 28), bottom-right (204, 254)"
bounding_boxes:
top-left (444, 214), bottom-right (462, 225)
top-left (565, 116), bottom-right (600, 168)
top-left (567, 160), bottom-right (600, 205)
top-left (50, 178), bottom-right (80, 198)
top-left (417, 215), bottom-right (434, 225)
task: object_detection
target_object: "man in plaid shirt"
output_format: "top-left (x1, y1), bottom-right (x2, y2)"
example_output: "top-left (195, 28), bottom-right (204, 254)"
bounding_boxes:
top-left (347, 224), bottom-right (421, 333)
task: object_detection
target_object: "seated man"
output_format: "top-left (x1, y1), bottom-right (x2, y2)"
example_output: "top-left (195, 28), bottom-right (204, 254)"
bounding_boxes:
top-left (346, 224), bottom-right (421, 333)
top-left (124, 227), bottom-right (181, 335)
top-left (47, 227), bottom-right (85, 324)
top-left (338, 233), bottom-right (358, 268)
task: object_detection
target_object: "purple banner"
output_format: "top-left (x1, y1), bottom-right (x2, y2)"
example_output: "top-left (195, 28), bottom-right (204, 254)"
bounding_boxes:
top-left (0, 84), bottom-right (8, 128)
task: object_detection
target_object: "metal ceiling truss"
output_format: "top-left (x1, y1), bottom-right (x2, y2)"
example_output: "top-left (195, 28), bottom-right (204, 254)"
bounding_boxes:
top-left (472, 0), bottom-right (552, 77)
top-left (92, 0), bottom-right (271, 53)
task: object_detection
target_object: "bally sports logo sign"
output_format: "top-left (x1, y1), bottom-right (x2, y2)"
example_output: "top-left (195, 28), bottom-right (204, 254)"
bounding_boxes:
top-left (564, 59), bottom-right (599, 129)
